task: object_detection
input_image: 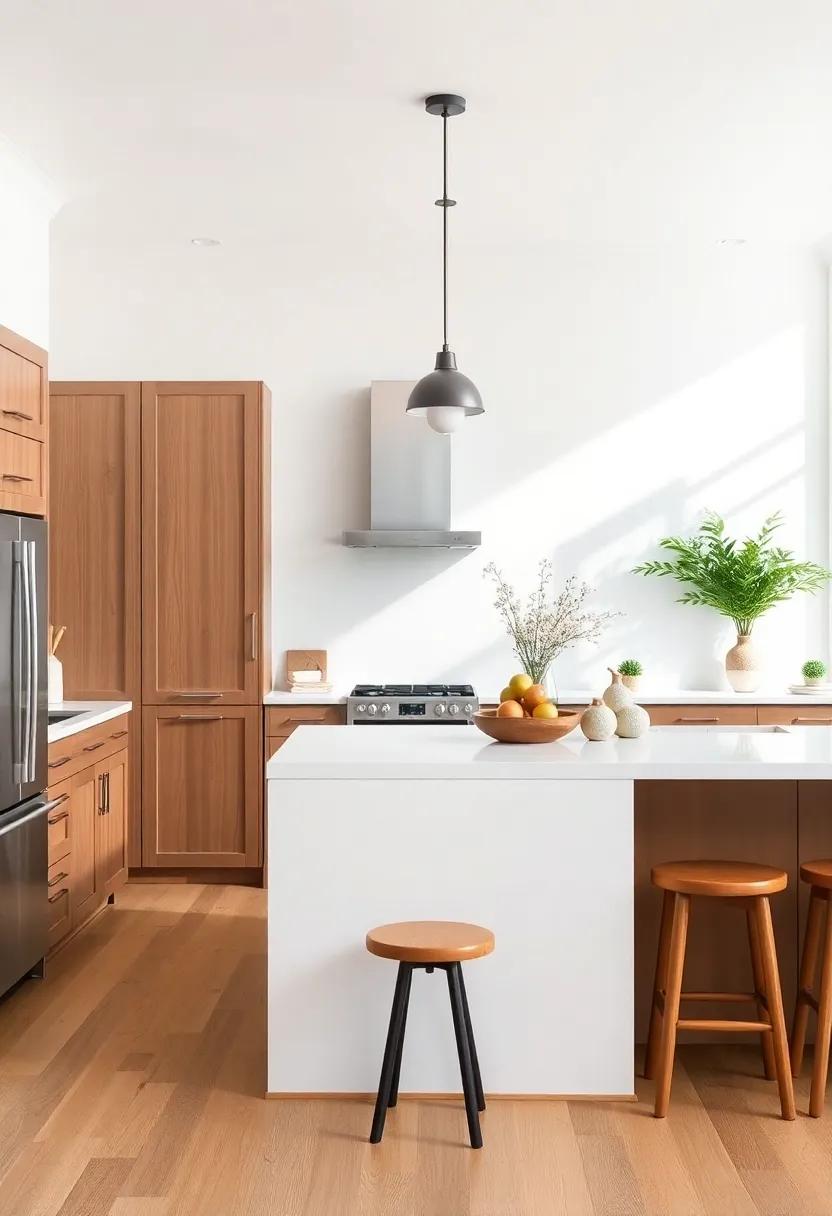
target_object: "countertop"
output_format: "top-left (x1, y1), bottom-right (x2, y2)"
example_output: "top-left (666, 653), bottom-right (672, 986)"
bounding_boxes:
top-left (266, 721), bottom-right (832, 781)
top-left (263, 688), bottom-right (832, 706)
top-left (47, 700), bottom-right (133, 744)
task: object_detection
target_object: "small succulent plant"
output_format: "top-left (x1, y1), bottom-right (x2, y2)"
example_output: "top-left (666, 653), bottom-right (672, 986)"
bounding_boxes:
top-left (618, 658), bottom-right (643, 677)
top-left (802, 659), bottom-right (827, 681)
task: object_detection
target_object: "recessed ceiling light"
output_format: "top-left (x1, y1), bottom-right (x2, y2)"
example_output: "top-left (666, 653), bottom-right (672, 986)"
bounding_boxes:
top-left (716, 238), bottom-right (747, 246)
top-left (190, 237), bottom-right (221, 247)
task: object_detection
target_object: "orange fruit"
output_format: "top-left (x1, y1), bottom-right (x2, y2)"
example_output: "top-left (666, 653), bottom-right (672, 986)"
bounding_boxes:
top-left (521, 684), bottom-right (548, 710)
top-left (508, 673), bottom-right (533, 697)
top-left (532, 701), bottom-right (559, 720)
top-left (497, 699), bottom-right (524, 718)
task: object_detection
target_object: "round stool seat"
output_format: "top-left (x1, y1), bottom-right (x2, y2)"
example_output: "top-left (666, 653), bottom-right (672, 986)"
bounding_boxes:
top-left (366, 921), bottom-right (495, 964)
top-left (800, 859), bottom-right (832, 889)
top-left (651, 859), bottom-right (787, 898)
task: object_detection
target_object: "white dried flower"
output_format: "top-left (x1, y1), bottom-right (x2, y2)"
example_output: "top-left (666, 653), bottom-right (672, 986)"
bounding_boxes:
top-left (484, 560), bottom-right (618, 684)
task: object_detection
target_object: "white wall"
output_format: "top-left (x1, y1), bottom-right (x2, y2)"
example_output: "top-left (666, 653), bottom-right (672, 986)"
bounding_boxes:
top-left (0, 139), bottom-right (55, 348)
top-left (49, 221), bottom-right (828, 694)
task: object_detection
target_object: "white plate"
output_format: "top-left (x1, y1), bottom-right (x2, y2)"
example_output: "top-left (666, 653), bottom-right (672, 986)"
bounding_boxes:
top-left (788, 684), bottom-right (832, 695)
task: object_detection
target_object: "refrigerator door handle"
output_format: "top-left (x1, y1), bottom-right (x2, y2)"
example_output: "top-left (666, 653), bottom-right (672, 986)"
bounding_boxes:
top-left (19, 541), bottom-right (32, 785)
top-left (26, 541), bottom-right (38, 784)
top-left (12, 541), bottom-right (25, 786)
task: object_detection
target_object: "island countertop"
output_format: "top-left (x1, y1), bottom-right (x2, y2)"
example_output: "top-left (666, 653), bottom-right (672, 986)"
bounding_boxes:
top-left (266, 722), bottom-right (832, 782)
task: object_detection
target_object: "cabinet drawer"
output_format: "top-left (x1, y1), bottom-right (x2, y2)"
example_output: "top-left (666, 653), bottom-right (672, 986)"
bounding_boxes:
top-left (759, 707), bottom-right (832, 727)
top-left (48, 714), bottom-right (130, 782)
top-left (646, 705), bottom-right (758, 726)
top-left (46, 783), bottom-right (72, 865)
top-left (266, 705), bottom-right (345, 734)
top-left (0, 427), bottom-right (45, 513)
top-left (266, 735), bottom-right (288, 759)
top-left (0, 331), bottom-right (46, 441)
top-left (47, 857), bottom-right (72, 948)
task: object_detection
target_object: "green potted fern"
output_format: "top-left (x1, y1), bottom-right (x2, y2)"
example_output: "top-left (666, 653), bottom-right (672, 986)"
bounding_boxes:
top-left (802, 659), bottom-right (827, 688)
top-left (634, 511), bottom-right (830, 693)
top-left (617, 658), bottom-right (643, 693)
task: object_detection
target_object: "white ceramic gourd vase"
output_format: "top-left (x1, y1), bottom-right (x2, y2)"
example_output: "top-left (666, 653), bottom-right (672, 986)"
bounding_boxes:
top-left (602, 668), bottom-right (633, 713)
top-left (580, 698), bottom-right (617, 741)
top-left (615, 703), bottom-right (650, 738)
top-left (725, 634), bottom-right (761, 693)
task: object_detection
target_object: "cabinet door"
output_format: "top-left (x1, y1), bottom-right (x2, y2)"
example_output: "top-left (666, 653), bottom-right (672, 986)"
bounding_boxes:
top-left (141, 382), bottom-right (261, 704)
top-left (142, 706), bottom-right (261, 867)
top-left (70, 768), bottom-right (100, 928)
top-left (0, 324), bottom-right (47, 442)
top-left (96, 750), bottom-right (128, 896)
top-left (49, 383), bottom-right (142, 865)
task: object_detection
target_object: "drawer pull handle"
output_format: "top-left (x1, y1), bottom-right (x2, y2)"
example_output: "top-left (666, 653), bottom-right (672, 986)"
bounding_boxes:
top-left (48, 756), bottom-right (71, 768)
top-left (676, 716), bottom-right (720, 723)
top-left (83, 740), bottom-right (106, 752)
top-left (2, 473), bottom-right (33, 482)
top-left (793, 717), bottom-right (832, 724)
top-left (173, 714), bottom-right (224, 721)
top-left (48, 809), bottom-right (69, 826)
top-left (111, 729), bottom-right (128, 738)
top-left (48, 888), bottom-right (69, 904)
top-left (174, 691), bottom-right (224, 698)
top-left (2, 409), bottom-right (34, 421)
top-left (48, 870), bottom-right (69, 888)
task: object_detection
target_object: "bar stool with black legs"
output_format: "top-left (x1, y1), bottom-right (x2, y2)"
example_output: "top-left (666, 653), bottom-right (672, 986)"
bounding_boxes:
top-left (366, 920), bottom-right (494, 1149)
top-left (791, 860), bottom-right (832, 1116)
top-left (645, 860), bottom-right (795, 1120)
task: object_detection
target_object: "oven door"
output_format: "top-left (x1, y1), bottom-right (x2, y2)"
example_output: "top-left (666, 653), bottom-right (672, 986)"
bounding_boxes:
top-left (0, 794), bottom-right (50, 997)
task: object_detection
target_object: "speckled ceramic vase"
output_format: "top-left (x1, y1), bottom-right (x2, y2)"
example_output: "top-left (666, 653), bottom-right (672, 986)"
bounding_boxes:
top-left (725, 633), bottom-right (761, 693)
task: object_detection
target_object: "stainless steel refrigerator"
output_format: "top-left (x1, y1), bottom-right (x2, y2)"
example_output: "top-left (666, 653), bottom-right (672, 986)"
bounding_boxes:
top-left (0, 513), bottom-right (51, 999)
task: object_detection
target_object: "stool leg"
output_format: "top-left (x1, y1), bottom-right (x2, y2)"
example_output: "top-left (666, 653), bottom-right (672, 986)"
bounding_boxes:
top-left (387, 964), bottom-right (413, 1108)
top-left (746, 903), bottom-right (776, 1081)
top-left (447, 963), bottom-right (483, 1148)
top-left (645, 890), bottom-right (674, 1080)
top-left (370, 963), bottom-right (412, 1143)
top-left (752, 896), bottom-right (796, 1120)
top-left (654, 892), bottom-right (689, 1118)
top-left (458, 965), bottom-right (485, 1112)
top-left (809, 898), bottom-right (832, 1117)
top-left (791, 888), bottom-right (825, 1077)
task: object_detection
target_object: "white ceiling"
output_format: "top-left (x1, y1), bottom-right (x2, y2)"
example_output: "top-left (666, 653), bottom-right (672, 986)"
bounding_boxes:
top-left (3, 0), bottom-right (832, 250)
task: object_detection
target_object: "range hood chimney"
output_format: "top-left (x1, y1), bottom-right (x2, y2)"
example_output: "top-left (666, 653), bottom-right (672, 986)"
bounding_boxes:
top-left (343, 381), bottom-right (481, 549)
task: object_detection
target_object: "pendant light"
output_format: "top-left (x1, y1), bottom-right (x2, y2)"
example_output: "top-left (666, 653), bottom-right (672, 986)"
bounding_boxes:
top-left (407, 94), bottom-right (484, 434)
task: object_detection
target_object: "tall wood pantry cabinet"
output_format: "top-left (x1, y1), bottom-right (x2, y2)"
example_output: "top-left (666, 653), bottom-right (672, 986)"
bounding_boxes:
top-left (49, 381), bottom-right (271, 875)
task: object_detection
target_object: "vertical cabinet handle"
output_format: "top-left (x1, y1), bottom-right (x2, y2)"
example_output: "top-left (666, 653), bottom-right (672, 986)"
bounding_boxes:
top-left (97, 773), bottom-right (105, 815)
top-left (248, 612), bottom-right (258, 661)
top-left (105, 770), bottom-right (110, 814)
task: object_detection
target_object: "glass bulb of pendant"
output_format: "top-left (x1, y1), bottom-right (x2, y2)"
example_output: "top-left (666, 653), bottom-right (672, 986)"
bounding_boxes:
top-left (426, 405), bottom-right (465, 434)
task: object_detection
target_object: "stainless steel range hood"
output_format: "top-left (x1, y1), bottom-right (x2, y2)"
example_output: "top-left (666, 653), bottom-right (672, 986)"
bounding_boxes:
top-left (344, 381), bottom-right (481, 549)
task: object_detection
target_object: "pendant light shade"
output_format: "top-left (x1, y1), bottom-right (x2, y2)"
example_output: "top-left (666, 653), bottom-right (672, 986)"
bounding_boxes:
top-left (406, 94), bottom-right (484, 434)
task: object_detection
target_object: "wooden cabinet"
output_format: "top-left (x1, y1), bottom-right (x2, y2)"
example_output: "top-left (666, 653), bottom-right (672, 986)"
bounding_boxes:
top-left (142, 706), bottom-right (261, 868)
top-left (46, 719), bottom-right (130, 952)
top-left (50, 380), bottom-right (271, 874)
top-left (759, 706), bottom-right (832, 727)
top-left (141, 382), bottom-right (264, 704)
top-left (0, 324), bottom-right (47, 515)
top-left (644, 705), bottom-right (758, 725)
top-left (49, 383), bottom-right (142, 863)
top-left (265, 705), bottom-right (346, 760)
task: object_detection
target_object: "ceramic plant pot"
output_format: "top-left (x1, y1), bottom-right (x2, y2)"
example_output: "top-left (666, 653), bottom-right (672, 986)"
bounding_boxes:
top-left (621, 675), bottom-right (641, 693)
top-left (725, 633), bottom-right (761, 693)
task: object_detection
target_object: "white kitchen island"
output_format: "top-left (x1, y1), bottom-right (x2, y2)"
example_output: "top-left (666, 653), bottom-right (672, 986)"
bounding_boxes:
top-left (267, 724), bottom-right (832, 1098)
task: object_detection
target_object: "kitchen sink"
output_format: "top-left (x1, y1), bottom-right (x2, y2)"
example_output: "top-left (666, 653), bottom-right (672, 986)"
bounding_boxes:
top-left (47, 709), bottom-right (85, 724)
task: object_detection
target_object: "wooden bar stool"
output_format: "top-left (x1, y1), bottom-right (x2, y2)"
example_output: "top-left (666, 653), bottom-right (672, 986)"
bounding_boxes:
top-left (366, 920), bottom-right (494, 1149)
top-left (645, 860), bottom-right (795, 1120)
top-left (791, 860), bottom-right (832, 1116)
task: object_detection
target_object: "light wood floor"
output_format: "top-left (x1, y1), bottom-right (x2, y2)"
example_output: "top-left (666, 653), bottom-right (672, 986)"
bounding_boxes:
top-left (1, 883), bottom-right (832, 1215)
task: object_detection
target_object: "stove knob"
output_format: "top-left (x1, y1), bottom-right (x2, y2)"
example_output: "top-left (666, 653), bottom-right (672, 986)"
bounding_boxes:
top-left (434, 703), bottom-right (446, 716)
top-left (368, 704), bottom-right (378, 716)
top-left (356, 704), bottom-right (367, 714)
top-left (381, 703), bottom-right (391, 715)
top-left (448, 704), bottom-right (460, 716)
top-left (464, 703), bottom-right (474, 714)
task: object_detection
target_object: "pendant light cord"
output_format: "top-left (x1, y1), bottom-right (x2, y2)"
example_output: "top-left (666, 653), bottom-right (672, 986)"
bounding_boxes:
top-left (442, 109), bottom-right (449, 351)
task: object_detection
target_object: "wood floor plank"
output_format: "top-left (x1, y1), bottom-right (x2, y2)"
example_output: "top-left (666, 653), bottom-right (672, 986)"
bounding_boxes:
top-left (3, 884), bottom-right (832, 1215)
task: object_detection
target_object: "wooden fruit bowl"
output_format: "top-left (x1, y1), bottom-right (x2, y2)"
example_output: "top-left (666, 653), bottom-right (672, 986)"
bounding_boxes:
top-left (473, 707), bottom-right (581, 744)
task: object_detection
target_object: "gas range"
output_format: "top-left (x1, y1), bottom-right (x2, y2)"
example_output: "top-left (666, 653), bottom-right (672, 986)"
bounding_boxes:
top-left (346, 684), bottom-right (479, 725)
